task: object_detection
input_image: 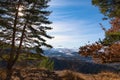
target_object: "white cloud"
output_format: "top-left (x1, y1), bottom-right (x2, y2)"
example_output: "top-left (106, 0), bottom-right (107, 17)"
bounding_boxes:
top-left (49, 0), bottom-right (90, 7)
top-left (50, 11), bottom-right (79, 21)
top-left (47, 32), bottom-right (104, 48)
top-left (48, 19), bottom-right (103, 34)
top-left (45, 0), bottom-right (107, 48)
top-left (46, 19), bottom-right (105, 48)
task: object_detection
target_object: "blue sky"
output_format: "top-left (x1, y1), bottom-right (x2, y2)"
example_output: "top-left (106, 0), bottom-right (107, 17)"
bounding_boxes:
top-left (46, 0), bottom-right (110, 49)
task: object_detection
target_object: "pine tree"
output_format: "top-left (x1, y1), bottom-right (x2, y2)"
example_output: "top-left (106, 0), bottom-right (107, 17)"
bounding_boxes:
top-left (0, 0), bottom-right (52, 79)
top-left (92, 0), bottom-right (120, 18)
top-left (92, 0), bottom-right (120, 45)
top-left (102, 18), bottom-right (120, 46)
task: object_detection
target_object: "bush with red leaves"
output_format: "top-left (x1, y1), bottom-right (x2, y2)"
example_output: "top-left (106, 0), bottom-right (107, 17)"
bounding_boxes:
top-left (79, 18), bottom-right (120, 63)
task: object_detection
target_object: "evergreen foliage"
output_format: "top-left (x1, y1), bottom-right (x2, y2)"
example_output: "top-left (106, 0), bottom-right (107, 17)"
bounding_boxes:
top-left (102, 18), bottom-right (120, 46)
top-left (92, 0), bottom-right (120, 18)
top-left (0, 0), bottom-right (52, 79)
top-left (37, 57), bottom-right (54, 71)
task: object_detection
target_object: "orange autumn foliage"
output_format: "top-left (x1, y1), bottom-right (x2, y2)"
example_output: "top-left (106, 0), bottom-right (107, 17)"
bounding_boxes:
top-left (79, 43), bottom-right (120, 63)
top-left (107, 18), bottom-right (120, 33)
top-left (79, 18), bottom-right (120, 63)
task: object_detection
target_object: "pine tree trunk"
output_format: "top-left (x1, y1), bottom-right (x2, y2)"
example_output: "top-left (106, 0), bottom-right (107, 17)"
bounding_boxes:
top-left (5, 63), bottom-right (13, 80)
top-left (5, 1), bottom-right (21, 80)
top-left (6, 70), bottom-right (12, 80)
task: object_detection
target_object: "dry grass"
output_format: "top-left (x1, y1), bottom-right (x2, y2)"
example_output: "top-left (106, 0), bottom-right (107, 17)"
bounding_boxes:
top-left (0, 68), bottom-right (120, 80)
top-left (91, 71), bottom-right (120, 80)
top-left (0, 68), bottom-right (6, 80)
top-left (57, 70), bottom-right (85, 80)
top-left (0, 68), bottom-right (61, 80)
top-left (56, 70), bottom-right (120, 80)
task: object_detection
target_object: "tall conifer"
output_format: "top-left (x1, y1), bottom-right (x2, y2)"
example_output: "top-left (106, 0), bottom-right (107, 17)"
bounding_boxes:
top-left (0, 0), bottom-right (52, 79)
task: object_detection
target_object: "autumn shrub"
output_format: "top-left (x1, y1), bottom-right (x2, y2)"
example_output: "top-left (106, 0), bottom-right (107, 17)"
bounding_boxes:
top-left (79, 18), bottom-right (120, 63)
top-left (79, 43), bottom-right (120, 63)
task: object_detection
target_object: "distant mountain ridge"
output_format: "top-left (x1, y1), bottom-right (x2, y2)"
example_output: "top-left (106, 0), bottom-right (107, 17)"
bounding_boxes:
top-left (43, 48), bottom-right (93, 62)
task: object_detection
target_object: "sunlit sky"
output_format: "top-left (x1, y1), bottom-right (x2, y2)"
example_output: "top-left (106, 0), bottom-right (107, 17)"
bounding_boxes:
top-left (46, 0), bottom-right (110, 49)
